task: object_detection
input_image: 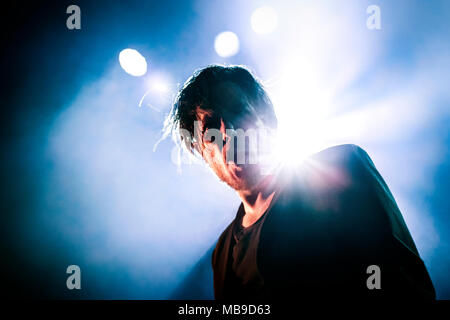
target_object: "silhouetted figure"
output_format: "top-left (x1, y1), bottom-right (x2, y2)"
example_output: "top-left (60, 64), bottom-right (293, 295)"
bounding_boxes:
top-left (163, 65), bottom-right (435, 300)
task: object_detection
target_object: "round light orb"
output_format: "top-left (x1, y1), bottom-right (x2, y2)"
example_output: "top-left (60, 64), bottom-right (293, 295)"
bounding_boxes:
top-left (214, 31), bottom-right (240, 58)
top-left (147, 73), bottom-right (170, 94)
top-left (251, 6), bottom-right (278, 34)
top-left (119, 48), bottom-right (147, 76)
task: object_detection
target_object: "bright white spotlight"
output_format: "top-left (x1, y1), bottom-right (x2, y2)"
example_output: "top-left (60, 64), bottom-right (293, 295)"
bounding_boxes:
top-left (148, 75), bottom-right (170, 94)
top-left (139, 72), bottom-right (172, 109)
top-left (119, 48), bottom-right (147, 76)
top-left (270, 60), bottom-right (334, 165)
top-left (251, 6), bottom-right (278, 34)
top-left (214, 31), bottom-right (240, 58)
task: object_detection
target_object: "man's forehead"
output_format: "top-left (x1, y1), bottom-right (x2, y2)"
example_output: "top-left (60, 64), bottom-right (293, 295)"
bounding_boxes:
top-left (195, 106), bottom-right (223, 132)
top-left (193, 105), bottom-right (246, 132)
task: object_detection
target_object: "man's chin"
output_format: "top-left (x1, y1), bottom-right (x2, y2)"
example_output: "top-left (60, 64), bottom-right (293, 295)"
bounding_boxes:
top-left (226, 165), bottom-right (262, 191)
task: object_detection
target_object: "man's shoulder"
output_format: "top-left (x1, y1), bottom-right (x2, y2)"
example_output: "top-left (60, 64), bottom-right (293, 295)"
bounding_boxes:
top-left (216, 221), bottom-right (235, 245)
top-left (273, 144), bottom-right (373, 209)
top-left (302, 144), bottom-right (372, 182)
top-left (309, 143), bottom-right (367, 165)
top-left (286, 144), bottom-right (369, 184)
top-left (212, 219), bottom-right (236, 265)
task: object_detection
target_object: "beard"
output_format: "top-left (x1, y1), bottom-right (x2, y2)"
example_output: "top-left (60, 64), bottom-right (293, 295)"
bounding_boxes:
top-left (211, 161), bottom-right (263, 192)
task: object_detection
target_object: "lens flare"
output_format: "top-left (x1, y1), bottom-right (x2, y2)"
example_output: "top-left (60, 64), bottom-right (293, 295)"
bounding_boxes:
top-left (119, 48), bottom-right (147, 76)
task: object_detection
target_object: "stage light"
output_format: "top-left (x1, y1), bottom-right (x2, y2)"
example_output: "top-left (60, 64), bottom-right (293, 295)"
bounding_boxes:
top-left (147, 74), bottom-right (170, 94)
top-left (251, 6), bottom-right (278, 34)
top-left (214, 31), bottom-right (239, 58)
top-left (270, 60), bottom-right (333, 165)
top-left (139, 72), bottom-right (173, 109)
top-left (119, 48), bottom-right (147, 76)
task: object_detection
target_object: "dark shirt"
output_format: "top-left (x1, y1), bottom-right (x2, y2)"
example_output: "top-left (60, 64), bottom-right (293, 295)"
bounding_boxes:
top-left (228, 202), bottom-right (270, 300)
top-left (211, 144), bottom-right (436, 300)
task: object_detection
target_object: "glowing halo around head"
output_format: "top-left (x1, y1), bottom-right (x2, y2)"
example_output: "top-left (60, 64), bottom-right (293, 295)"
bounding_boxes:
top-left (119, 48), bottom-right (147, 76)
top-left (214, 31), bottom-right (240, 58)
top-left (251, 6), bottom-right (278, 34)
top-left (269, 60), bottom-right (335, 166)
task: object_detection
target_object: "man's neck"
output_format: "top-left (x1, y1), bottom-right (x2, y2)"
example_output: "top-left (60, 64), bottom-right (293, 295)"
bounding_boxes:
top-left (237, 175), bottom-right (277, 228)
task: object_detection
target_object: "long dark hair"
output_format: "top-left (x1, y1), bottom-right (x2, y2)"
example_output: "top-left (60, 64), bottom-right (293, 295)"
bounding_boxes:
top-left (161, 64), bottom-right (277, 154)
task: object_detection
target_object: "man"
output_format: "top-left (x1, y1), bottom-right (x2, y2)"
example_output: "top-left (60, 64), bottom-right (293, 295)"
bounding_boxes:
top-left (163, 65), bottom-right (435, 300)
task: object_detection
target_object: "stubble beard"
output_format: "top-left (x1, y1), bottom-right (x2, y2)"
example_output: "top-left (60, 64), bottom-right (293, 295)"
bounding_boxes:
top-left (213, 162), bottom-right (262, 192)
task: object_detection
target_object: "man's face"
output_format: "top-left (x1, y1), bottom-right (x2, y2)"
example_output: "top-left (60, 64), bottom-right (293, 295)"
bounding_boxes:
top-left (194, 108), bottom-right (263, 192)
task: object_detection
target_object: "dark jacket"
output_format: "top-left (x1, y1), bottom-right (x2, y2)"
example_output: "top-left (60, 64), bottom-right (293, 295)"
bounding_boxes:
top-left (212, 144), bottom-right (436, 300)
